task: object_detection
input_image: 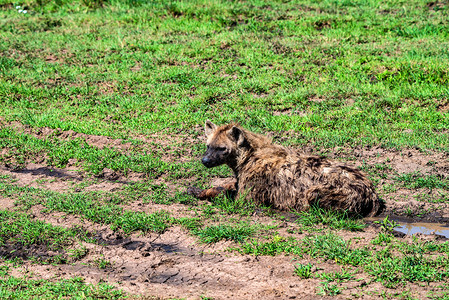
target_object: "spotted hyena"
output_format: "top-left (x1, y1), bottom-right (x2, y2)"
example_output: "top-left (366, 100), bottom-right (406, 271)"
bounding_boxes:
top-left (188, 120), bottom-right (382, 217)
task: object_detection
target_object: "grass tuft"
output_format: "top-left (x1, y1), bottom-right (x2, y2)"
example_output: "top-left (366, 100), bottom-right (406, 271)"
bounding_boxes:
top-left (193, 223), bottom-right (255, 244)
top-left (0, 276), bottom-right (124, 299)
top-left (0, 181), bottom-right (172, 234)
top-left (296, 205), bottom-right (366, 231)
top-left (294, 263), bottom-right (314, 279)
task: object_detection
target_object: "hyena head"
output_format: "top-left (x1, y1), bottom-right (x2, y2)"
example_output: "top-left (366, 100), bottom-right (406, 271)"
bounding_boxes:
top-left (201, 120), bottom-right (247, 169)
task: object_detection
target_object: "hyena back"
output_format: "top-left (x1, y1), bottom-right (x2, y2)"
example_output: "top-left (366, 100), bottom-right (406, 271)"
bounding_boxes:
top-left (190, 120), bottom-right (382, 217)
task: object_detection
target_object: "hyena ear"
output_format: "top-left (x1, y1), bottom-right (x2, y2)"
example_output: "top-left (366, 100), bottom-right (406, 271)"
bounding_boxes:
top-left (230, 126), bottom-right (246, 147)
top-left (205, 120), bottom-right (217, 137)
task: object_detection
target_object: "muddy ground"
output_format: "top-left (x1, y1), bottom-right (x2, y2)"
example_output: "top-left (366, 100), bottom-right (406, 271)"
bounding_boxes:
top-left (1, 123), bottom-right (449, 299)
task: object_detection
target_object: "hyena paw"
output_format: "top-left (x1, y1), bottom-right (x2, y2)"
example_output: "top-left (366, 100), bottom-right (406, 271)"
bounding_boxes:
top-left (186, 186), bottom-right (204, 197)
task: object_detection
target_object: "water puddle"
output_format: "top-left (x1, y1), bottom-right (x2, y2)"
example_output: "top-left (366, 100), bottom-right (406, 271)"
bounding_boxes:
top-left (366, 216), bottom-right (449, 239)
top-left (394, 222), bottom-right (449, 238)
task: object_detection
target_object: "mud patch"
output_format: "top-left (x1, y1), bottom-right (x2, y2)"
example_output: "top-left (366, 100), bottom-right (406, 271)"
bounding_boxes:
top-left (0, 241), bottom-right (65, 262)
top-left (7, 226), bottom-right (328, 299)
top-left (5, 204), bottom-right (340, 299)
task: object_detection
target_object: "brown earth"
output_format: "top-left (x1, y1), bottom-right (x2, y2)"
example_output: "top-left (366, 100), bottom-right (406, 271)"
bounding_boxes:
top-left (4, 206), bottom-right (447, 300)
top-left (1, 123), bottom-right (449, 299)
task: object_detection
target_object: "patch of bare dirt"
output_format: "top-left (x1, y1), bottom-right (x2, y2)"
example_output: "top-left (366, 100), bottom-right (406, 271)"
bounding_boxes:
top-left (11, 246), bottom-right (328, 299)
top-left (0, 197), bottom-right (16, 210)
top-left (438, 101), bottom-right (449, 112)
top-left (346, 147), bottom-right (448, 175)
top-left (0, 163), bottom-right (84, 192)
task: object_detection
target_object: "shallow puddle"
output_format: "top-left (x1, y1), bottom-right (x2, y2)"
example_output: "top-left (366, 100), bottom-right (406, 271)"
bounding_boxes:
top-left (366, 216), bottom-right (449, 238)
top-left (394, 222), bottom-right (449, 238)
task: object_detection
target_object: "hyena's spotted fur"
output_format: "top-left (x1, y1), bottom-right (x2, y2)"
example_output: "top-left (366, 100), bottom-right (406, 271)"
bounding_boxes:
top-left (188, 120), bottom-right (382, 217)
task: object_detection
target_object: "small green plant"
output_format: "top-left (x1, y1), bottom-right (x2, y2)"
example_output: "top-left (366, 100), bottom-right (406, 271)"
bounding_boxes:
top-left (49, 254), bottom-right (67, 264)
top-left (302, 233), bottom-right (370, 266)
top-left (294, 263), bottom-right (314, 279)
top-left (82, 0), bottom-right (106, 9)
top-left (201, 205), bottom-right (215, 217)
top-left (0, 265), bottom-right (10, 277)
top-left (374, 216), bottom-right (399, 233)
top-left (68, 245), bottom-right (89, 261)
top-left (93, 256), bottom-right (112, 269)
top-left (212, 189), bottom-right (256, 215)
top-left (318, 270), bottom-right (355, 283)
top-left (176, 217), bottom-right (203, 231)
top-left (193, 223), bottom-right (255, 244)
top-left (395, 173), bottom-right (449, 190)
top-left (372, 232), bottom-right (394, 245)
top-left (382, 184), bottom-right (398, 193)
top-left (296, 205), bottom-right (366, 232)
top-left (239, 235), bottom-right (304, 256)
top-left (317, 282), bottom-right (341, 296)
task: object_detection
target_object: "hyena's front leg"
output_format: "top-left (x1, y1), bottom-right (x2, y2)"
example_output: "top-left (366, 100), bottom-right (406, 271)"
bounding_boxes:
top-left (187, 178), bottom-right (237, 200)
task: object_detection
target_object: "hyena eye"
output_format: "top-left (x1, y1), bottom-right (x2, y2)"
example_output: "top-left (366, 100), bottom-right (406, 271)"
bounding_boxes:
top-left (216, 147), bottom-right (227, 152)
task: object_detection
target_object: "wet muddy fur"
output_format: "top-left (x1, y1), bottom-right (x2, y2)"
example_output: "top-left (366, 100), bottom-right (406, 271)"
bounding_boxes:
top-left (189, 121), bottom-right (383, 217)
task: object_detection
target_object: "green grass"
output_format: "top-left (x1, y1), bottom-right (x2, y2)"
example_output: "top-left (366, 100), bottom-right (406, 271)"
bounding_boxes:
top-left (241, 232), bottom-right (449, 288)
top-left (305, 233), bottom-right (449, 288)
top-left (318, 270), bottom-right (355, 283)
top-left (176, 217), bottom-right (203, 231)
top-left (0, 180), bottom-right (172, 234)
top-left (0, 0), bottom-right (447, 151)
top-left (294, 263), bottom-right (314, 279)
top-left (193, 223), bottom-right (256, 244)
top-left (0, 209), bottom-right (92, 263)
top-left (295, 205), bottom-right (366, 231)
top-left (317, 282), bottom-right (342, 296)
top-left (302, 233), bottom-right (370, 266)
top-left (395, 172), bottom-right (449, 190)
top-left (211, 190), bottom-right (257, 215)
top-left (0, 276), bottom-right (124, 299)
top-left (239, 235), bottom-right (304, 256)
top-left (0, 127), bottom-right (230, 180)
